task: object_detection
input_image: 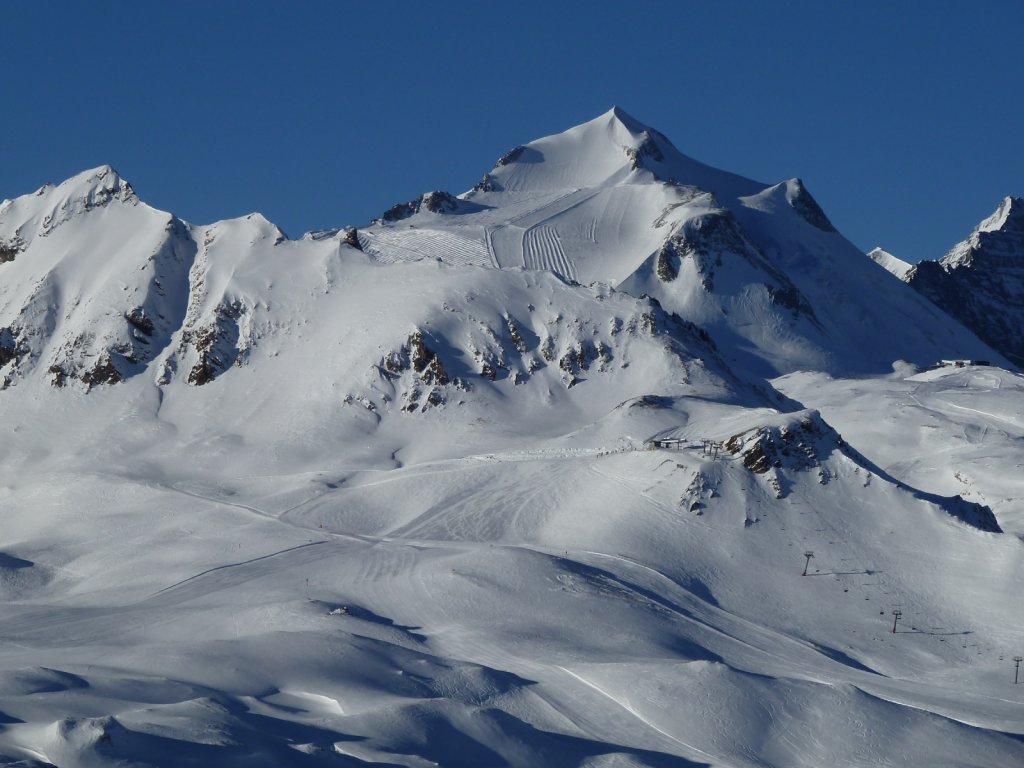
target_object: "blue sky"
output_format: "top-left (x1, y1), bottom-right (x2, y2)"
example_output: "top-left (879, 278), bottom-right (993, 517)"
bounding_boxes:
top-left (2, 2), bottom-right (1022, 262)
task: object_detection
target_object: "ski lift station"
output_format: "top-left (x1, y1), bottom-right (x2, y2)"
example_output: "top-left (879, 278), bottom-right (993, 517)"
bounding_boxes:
top-left (647, 437), bottom-right (685, 450)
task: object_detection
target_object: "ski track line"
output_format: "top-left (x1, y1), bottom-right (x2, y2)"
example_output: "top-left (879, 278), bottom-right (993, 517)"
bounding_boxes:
top-left (168, 482), bottom-right (391, 551)
top-left (513, 187), bottom-right (601, 228)
top-left (557, 665), bottom-right (721, 764)
top-left (146, 540), bottom-right (330, 599)
top-left (934, 398), bottom-right (1023, 430)
top-left (482, 224), bottom-right (500, 268)
top-left (505, 189), bottom-right (580, 226)
top-left (169, 483), bottom-right (277, 520)
top-left (524, 224), bottom-right (576, 282)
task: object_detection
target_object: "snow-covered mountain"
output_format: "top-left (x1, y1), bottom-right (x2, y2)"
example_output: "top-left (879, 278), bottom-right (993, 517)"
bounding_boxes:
top-left (905, 196), bottom-right (1024, 367)
top-left (359, 108), bottom-right (1003, 377)
top-left (2, 109), bottom-right (1005, 398)
top-left (0, 166), bottom-right (195, 388)
top-left (0, 111), bottom-right (1022, 767)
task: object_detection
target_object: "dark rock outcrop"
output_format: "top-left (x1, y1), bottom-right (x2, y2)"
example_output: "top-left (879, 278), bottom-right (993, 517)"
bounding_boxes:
top-left (380, 191), bottom-right (461, 223)
top-left (906, 197), bottom-right (1024, 367)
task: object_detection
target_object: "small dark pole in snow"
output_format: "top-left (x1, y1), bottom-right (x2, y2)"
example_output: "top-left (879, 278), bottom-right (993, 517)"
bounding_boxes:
top-left (891, 609), bottom-right (902, 634)
top-left (802, 551), bottom-right (814, 576)
top-left (1014, 656), bottom-right (1023, 684)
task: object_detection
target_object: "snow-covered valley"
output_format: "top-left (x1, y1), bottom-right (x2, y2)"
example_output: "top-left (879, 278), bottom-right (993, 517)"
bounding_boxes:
top-left (0, 109), bottom-right (1021, 767)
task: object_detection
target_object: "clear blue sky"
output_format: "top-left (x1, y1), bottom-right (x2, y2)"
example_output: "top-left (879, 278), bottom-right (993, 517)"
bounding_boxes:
top-left (3, 2), bottom-right (1022, 262)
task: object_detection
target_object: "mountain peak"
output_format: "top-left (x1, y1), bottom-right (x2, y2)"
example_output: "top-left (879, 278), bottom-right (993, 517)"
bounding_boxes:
top-left (57, 164), bottom-right (135, 202)
top-left (471, 108), bottom-right (761, 199)
top-left (603, 105), bottom-right (651, 135)
top-left (906, 195), bottom-right (1024, 367)
top-left (39, 165), bottom-right (139, 224)
top-left (0, 164), bottom-right (141, 245)
top-left (940, 195), bottom-right (1024, 270)
top-left (977, 195), bottom-right (1024, 235)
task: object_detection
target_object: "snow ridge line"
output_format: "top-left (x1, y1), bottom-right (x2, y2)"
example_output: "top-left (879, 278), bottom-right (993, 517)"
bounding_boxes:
top-left (558, 666), bottom-right (721, 763)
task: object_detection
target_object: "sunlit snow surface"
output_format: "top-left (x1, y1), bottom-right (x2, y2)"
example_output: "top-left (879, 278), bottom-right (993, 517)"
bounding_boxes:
top-left (0, 111), bottom-right (1022, 766)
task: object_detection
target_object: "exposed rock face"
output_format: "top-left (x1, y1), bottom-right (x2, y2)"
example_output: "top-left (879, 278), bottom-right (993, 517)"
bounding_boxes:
top-left (355, 288), bottom-right (728, 414)
top-left (471, 174), bottom-right (496, 193)
top-left (496, 146), bottom-right (526, 167)
top-left (184, 301), bottom-right (245, 386)
top-left (125, 307), bottom-right (155, 337)
top-left (906, 197), bottom-right (1024, 367)
top-left (725, 412), bottom-right (838, 477)
top-left (0, 238), bottom-right (23, 263)
top-left (420, 191), bottom-right (460, 214)
top-left (624, 132), bottom-right (664, 170)
top-left (380, 191), bottom-right (461, 223)
top-left (655, 239), bottom-right (679, 282)
top-left (469, 146), bottom-right (527, 193)
top-left (0, 327), bottom-right (20, 367)
top-left (81, 355), bottom-right (124, 388)
top-left (341, 227), bottom-right (362, 250)
top-left (382, 329), bottom-right (460, 412)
